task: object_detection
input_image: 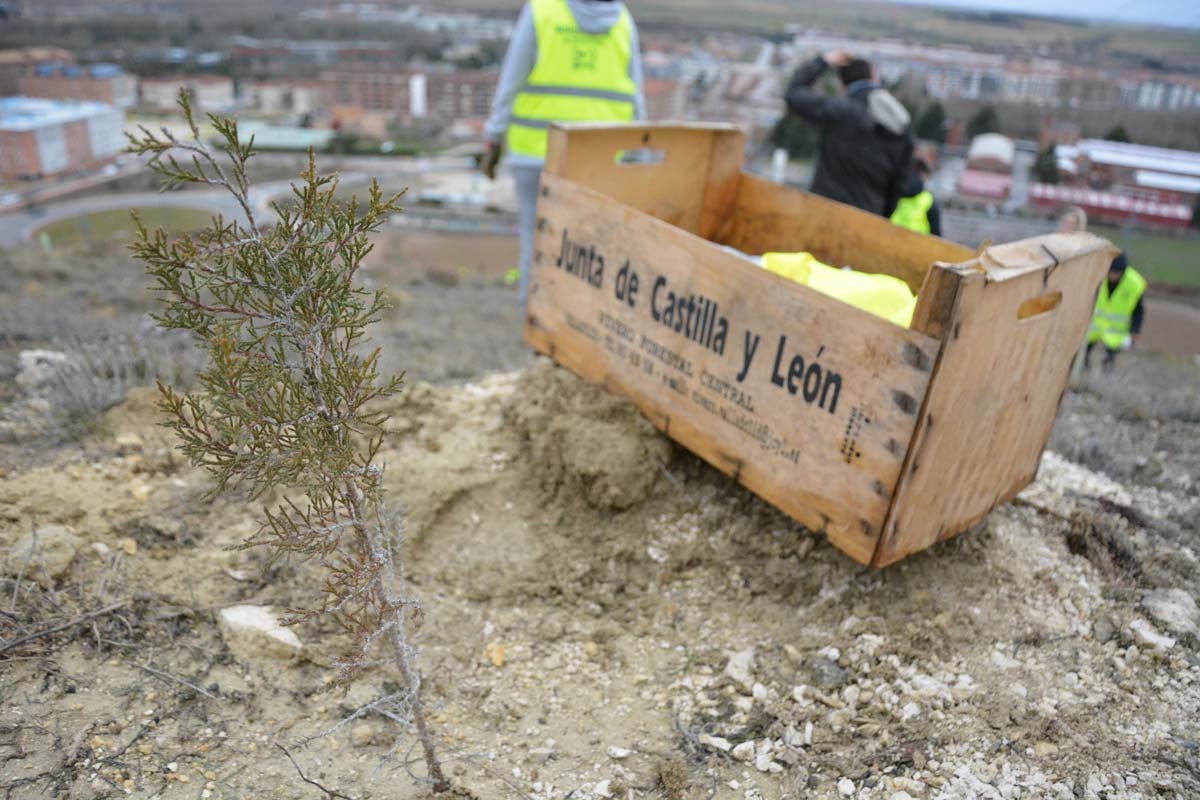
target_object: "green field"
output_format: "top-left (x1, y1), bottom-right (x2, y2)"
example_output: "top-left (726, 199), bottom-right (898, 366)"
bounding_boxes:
top-left (1094, 224), bottom-right (1200, 288)
top-left (34, 207), bottom-right (213, 249)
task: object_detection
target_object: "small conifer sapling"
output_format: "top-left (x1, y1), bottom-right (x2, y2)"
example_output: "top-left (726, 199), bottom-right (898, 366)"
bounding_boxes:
top-left (126, 92), bottom-right (449, 792)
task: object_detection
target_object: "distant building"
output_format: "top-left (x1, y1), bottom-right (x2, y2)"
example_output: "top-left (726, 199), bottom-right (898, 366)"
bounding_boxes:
top-left (0, 96), bottom-right (123, 181)
top-left (1026, 139), bottom-right (1200, 229)
top-left (425, 70), bottom-right (495, 121)
top-left (1056, 139), bottom-right (1200, 207)
top-left (0, 47), bottom-right (74, 95)
top-left (240, 79), bottom-right (322, 116)
top-left (17, 63), bottom-right (136, 109)
top-left (319, 66), bottom-right (497, 127)
top-left (230, 37), bottom-right (396, 79)
top-left (140, 76), bottom-right (235, 113)
top-left (1029, 184), bottom-right (1192, 230)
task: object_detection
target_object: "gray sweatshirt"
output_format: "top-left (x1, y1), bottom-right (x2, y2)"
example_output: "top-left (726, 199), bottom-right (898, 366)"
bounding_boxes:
top-left (485, 0), bottom-right (646, 166)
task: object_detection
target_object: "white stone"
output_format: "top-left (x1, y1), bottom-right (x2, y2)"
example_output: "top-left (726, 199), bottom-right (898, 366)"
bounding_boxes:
top-left (755, 752), bottom-right (782, 773)
top-left (724, 647), bottom-right (756, 689)
top-left (1127, 618), bottom-right (1176, 652)
top-left (217, 605), bottom-right (303, 662)
top-left (1141, 589), bottom-right (1199, 638)
top-left (6, 524), bottom-right (81, 589)
top-left (838, 777), bottom-right (856, 797)
top-left (606, 746), bottom-right (632, 760)
top-left (751, 682), bottom-right (771, 702)
top-left (699, 734), bottom-right (732, 752)
top-left (900, 702), bottom-right (921, 721)
top-left (783, 726), bottom-right (804, 749)
top-left (731, 741), bottom-right (756, 762)
top-left (891, 793), bottom-right (916, 800)
top-left (818, 646), bottom-right (841, 662)
top-left (594, 779), bottom-right (613, 798)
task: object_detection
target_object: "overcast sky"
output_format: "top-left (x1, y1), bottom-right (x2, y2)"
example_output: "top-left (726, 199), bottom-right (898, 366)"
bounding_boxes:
top-left (888, 0), bottom-right (1200, 29)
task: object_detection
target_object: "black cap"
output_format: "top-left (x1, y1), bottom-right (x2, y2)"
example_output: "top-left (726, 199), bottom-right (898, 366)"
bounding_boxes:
top-left (1110, 253), bottom-right (1128, 273)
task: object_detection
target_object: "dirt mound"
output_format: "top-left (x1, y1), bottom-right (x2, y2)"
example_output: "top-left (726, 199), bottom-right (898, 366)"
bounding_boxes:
top-left (2, 360), bottom-right (1199, 800)
top-left (508, 361), bottom-right (674, 512)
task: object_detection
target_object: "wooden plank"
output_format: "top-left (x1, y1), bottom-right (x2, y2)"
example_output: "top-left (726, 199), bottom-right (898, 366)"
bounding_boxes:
top-left (910, 261), bottom-right (969, 339)
top-left (697, 131), bottom-right (746, 241)
top-left (526, 173), bottom-right (941, 565)
top-left (874, 233), bottom-right (1117, 565)
top-left (543, 124), bottom-right (745, 235)
top-left (716, 174), bottom-right (974, 293)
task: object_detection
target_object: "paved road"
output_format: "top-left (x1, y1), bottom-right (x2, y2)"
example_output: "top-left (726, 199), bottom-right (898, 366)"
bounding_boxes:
top-left (0, 174), bottom-right (371, 249)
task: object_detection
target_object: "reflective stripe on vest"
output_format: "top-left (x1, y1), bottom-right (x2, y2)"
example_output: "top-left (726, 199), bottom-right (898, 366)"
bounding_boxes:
top-left (890, 190), bottom-right (934, 235)
top-left (1088, 267), bottom-right (1146, 350)
top-left (507, 0), bottom-right (636, 159)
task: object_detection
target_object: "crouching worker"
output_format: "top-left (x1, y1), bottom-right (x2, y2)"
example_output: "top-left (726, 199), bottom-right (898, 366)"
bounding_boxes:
top-left (1086, 253), bottom-right (1146, 372)
top-left (480, 0), bottom-right (646, 309)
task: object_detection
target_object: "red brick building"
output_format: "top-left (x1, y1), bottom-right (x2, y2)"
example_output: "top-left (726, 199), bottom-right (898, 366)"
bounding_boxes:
top-left (17, 63), bottom-right (137, 109)
top-left (0, 97), bottom-right (124, 181)
top-left (0, 47), bottom-right (74, 95)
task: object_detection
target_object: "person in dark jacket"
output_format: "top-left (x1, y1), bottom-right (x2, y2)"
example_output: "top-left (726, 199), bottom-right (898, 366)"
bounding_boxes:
top-left (784, 50), bottom-right (914, 217)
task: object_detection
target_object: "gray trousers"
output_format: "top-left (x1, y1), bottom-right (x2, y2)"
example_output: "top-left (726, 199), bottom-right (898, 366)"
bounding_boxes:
top-left (513, 164), bottom-right (542, 308)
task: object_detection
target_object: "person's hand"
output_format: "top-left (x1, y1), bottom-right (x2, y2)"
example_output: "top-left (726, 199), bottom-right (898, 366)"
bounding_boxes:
top-left (823, 49), bottom-right (853, 68)
top-left (481, 141), bottom-right (502, 181)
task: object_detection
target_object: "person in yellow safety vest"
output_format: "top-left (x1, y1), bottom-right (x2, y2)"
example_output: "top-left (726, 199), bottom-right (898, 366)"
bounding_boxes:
top-left (890, 158), bottom-right (941, 236)
top-left (1085, 253), bottom-right (1146, 372)
top-left (480, 0), bottom-right (646, 307)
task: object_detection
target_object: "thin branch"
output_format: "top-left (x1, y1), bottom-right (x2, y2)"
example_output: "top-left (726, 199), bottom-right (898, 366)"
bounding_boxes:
top-left (277, 744), bottom-right (356, 800)
top-left (134, 662), bottom-right (219, 700)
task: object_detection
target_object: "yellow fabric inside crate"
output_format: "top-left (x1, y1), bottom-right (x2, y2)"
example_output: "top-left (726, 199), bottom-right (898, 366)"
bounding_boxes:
top-left (761, 252), bottom-right (917, 328)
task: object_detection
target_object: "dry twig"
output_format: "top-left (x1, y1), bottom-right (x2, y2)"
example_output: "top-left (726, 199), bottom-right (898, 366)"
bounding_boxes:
top-left (0, 601), bottom-right (125, 657)
top-left (277, 744), bottom-right (356, 800)
top-left (134, 662), bottom-right (219, 700)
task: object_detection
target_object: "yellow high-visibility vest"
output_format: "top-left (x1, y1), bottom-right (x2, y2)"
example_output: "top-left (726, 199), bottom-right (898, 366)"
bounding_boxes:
top-left (761, 252), bottom-right (917, 328)
top-left (507, 0), bottom-right (637, 159)
top-left (1088, 267), bottom-right (1146, 350)
top-left (890, 190), bottom-right (933, 235)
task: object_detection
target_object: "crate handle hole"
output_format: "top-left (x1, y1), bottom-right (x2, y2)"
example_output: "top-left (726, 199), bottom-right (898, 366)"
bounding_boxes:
top-left (614, 148), bottom-right (667, 166)
top-left (1017, 291), bottom-right (1062, 320)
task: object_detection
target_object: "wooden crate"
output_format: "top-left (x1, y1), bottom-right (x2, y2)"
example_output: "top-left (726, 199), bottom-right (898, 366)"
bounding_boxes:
top-left (524, 123), bottom-right (1116, 566)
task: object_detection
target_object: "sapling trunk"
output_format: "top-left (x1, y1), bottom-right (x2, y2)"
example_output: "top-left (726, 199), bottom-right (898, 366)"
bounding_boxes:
top-left (126, 90), bottom-right (448, 793)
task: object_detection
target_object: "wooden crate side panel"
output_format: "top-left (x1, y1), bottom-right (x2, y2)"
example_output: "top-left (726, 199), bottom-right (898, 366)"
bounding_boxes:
top-left (874, 233), bottom-right (1117, 565)
top-left (717, 174), bottom-right (975, 293)
top-left (697, 131), bottom-right (746, 241)
top-left (544, 125), bottom-right (745, 235)
top-left (526, 174), bottom-right (941, 564)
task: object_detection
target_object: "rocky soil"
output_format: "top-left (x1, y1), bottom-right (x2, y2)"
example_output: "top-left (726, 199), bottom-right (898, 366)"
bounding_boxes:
top-left (1, 241), bottom-right (1199, 800)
